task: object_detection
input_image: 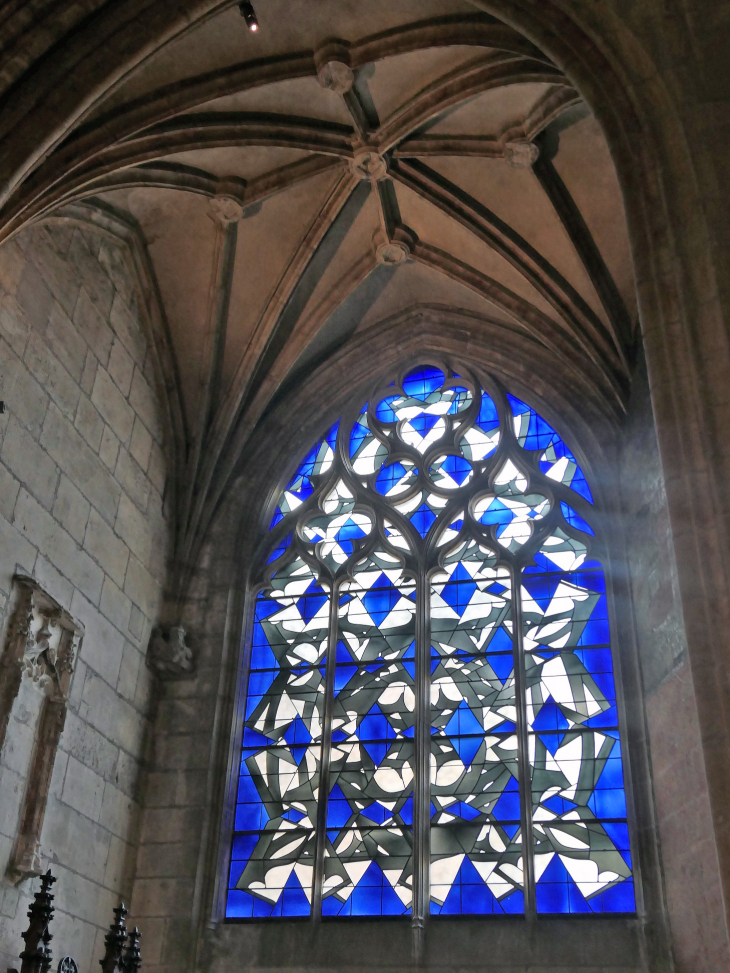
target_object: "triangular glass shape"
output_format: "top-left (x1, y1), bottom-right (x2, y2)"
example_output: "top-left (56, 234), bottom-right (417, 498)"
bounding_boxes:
top-left (444, 701), bottom-right (483, 739)
top-left (296, 582), bottom-right (328, 622)
top-left (410, 503), bottom-right (437, 537)
top-left (357, 704), bottom-right (395, 742)
top-left (532, 699), bottom-right (570, 733)
top-left (440, 563), bottom-right (477, 613)
top-left (410, 413), bottom-right (441, 437)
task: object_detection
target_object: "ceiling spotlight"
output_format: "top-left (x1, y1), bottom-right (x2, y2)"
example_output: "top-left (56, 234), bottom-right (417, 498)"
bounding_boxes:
top-left (238, 1), bottom-right (258, 30)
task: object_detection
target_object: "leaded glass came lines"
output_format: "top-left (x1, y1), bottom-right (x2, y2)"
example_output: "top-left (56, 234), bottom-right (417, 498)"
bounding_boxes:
top-left (430, 547), bottom-right (524, 915)
top-left (226, 364), bottom-right (634, 921)
top-left (323, 558), bottom-right (416, 915)
top-left (228, 564), bottom-right (328, 917)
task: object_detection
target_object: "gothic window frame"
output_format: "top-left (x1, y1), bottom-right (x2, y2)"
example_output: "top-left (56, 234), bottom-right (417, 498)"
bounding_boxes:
top-left (218, 358), bottom-right (640, 923)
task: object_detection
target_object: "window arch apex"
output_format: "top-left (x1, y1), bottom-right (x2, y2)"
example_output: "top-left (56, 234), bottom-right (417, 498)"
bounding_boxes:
top-left (262, 361), bottom-right (594, 582)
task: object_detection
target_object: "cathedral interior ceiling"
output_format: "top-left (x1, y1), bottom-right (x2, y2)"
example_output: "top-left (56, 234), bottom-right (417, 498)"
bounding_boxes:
top-left (0, 0), bottom-right (637, 601)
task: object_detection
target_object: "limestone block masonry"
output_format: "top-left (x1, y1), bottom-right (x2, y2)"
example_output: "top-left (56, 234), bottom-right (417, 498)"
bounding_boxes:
top-left (0, 223), bottom-right (170, 973)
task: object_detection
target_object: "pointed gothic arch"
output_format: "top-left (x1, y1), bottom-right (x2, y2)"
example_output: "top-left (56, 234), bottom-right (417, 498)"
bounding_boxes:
top-left (220, 359), bottom-right (635, 923)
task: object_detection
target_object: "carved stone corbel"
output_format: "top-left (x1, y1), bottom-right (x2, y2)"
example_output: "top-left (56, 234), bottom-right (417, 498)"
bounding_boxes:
top-left (1, 576), bottom-right (84, 883)
top-left (146, 625), bottom-right (194, 678)
top-left (504, 140), bottom-right (540, 169)
top-left (314, 40), bottom-right (353, 94)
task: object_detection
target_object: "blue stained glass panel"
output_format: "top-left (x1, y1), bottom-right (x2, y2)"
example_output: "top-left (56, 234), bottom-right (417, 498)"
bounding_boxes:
top-left (561, 502), bottom-right (595, 536)
top-left (375, 396), bottom-right (399, 422)
top-left (540, 440), bottom-right (593, 503)
top-left (447, 386), bottom-right (472, 414)
top-left (231, 363), bottom-right (635, 921)
top-left (508, 394), bottom-right (592, 503)
top-left (459, 387), bottom-right (500, 462)
top-left (402, 366), bottom-right (445, 399)
top-left (266, 533), bottom-right (292, 564)
top-left (527, 539), bottom-right (633, 915)
top-left (322, 856), bottom-right (411, 916)
top-left (270, 421), bottom-right (339, 527)
top-left (476, 390), bottom-right (499, 431)
top-left (430, 550), bottom-right (523, 914)
top-left (430, 853), bottom-right (524, 915)
top-left (226, 581), bottom-right (329, 918)
top-left (508, 393), bottom-right (559, 451)
top-left (410, 502), bottom-right (437, 537)
top-left (322, 560), bottom-right (416, 915)
top-left (376, 461), bottom-right (418, 496)
top-left (350, 412), bottom-right (389, 476)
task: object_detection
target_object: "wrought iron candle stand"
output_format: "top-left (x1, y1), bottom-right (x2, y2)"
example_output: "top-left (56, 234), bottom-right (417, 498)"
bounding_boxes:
top-left (7, 871), bottom-right (142, 973)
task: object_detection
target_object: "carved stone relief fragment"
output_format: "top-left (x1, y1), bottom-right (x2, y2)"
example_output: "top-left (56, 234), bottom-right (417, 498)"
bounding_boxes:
top-left (0, 575), bottom-right (83, 882)
top-left (146, 624), bottom-right (194, 678)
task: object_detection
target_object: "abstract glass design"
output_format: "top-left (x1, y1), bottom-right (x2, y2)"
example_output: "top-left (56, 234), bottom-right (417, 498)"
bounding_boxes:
top-left (524, 537), bottom-right (634, 913)
top-left (430, 544), bottom-right (524, 915)
top-left (227, 558), bottom-right (328, 917)
top-left (227, 363), bottom-right (634, 921)
top-left (323, 554), bottom-right (416, 915)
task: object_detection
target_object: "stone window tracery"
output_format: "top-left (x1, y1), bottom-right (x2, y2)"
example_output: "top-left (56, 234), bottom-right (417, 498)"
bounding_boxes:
top-left (225, 364), bottom-right (634, 920)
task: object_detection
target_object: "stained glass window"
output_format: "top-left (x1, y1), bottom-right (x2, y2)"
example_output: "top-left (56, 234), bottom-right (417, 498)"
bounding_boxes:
top-left (226, 364), bottom-right (634, 921)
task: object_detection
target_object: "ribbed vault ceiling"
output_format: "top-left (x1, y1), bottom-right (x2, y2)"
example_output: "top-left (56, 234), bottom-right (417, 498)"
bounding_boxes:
top-left (2, 0), bottom-right (637, 599)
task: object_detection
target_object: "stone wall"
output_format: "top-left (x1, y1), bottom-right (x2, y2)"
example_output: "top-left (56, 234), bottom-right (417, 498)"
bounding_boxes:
top-left (0, 223), bottom-right (170, 971)
top-left (128, 507), bottom-right (238, 973)
top-left (619, 350), bottom-right (730, 972)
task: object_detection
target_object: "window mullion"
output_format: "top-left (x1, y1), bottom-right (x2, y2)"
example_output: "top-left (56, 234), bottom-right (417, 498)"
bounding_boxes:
top-left (412, 564), bottom-right (431, 947)
top-left (511, 563), bottom-right (536, 916)
top-left (312, 578), bottom-right (339, 920)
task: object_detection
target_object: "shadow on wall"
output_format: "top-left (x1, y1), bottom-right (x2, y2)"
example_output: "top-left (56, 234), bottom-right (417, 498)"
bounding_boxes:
top-left (0, 221), bottom-right (170, 972)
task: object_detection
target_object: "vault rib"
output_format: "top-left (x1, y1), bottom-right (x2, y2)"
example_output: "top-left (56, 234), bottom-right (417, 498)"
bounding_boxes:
top-left (71, 15), bottom-right (548, 157)
top-left (173, 167), bottom-right (359, 598)
top-left (393, 85), bottom-right (580, 159)
top-left (212, 168), bottom-right (360, 440)
top-left (4, 117), bottom-right (354, 239)
top-left (36, 155), bottom-right (341, 216)
top-left (0, 52), bottom-right (317, 242)
top-left (390, 158), bottom-right (628, 376)
top-left (0, 16), bottom-right (565, 243)
top-left (374, 55), bottom-right (564, 152)
top-left (243, 249), bottom-right (379, 419)
top-left (532, 130), bottom-right (633, 352)
top-left (342, 87), bottom-right (372, 141)
top-left (411, 241), bottom-right (626, 411)
top-left (179, 202), bottom-right (239, 544)
top-left (0, 0), bottom-right (233, 210)
top-left (349, 14), bottom-right (550, 67)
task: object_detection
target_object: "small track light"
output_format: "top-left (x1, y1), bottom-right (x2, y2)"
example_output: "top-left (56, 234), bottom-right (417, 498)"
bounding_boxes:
top-left (238, 1), bottom-right (258, 30)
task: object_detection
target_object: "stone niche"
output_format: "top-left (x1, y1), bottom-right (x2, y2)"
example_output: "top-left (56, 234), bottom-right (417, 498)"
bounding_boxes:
top-left (0, 575), bottom-right (83, 883)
